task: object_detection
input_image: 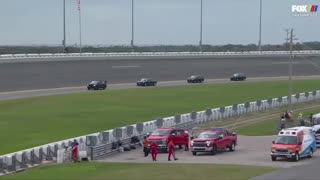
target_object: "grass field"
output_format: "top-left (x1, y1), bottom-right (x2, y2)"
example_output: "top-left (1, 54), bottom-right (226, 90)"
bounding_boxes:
top-left (234, 102), bottom-right (320, 136)
top-left (1, 79), bottom-right (320, 155)
top-left (0, 162), bottom-right (277, 180)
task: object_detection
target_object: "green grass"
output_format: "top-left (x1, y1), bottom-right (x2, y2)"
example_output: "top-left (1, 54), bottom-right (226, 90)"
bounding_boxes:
top-left (1, 79), bottom-right (320, 155)
top-left (235, 119), bottom-right (279, 136)
top-left (0, 162), bottom-right (277, 180)
top-left (234, 103), bottom-right (320, 136)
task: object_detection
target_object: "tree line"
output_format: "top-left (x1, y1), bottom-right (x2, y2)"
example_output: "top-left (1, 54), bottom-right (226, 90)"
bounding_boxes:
top-left (0, 42), bottom-right (319, 54)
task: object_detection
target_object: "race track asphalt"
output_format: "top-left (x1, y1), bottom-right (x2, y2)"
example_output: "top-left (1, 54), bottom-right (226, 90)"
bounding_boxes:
top-left (1, 55), bottom-right (320, 92)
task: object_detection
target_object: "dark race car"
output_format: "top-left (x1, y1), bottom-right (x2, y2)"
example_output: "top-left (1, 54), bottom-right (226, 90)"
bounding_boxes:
top-left (187, 75), bottom-right (205, 83)
top-left (136, 78), bottom-right (157, 86)
top-left (87, 80), bottom-right (107, 90)
top-left (230, 73), bottom-right (246, 81)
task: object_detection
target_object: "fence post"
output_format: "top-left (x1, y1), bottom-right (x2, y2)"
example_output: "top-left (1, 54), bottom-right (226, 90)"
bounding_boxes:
top-left (205, 109), bottom-right (212, 123)
top-left (219, 106), bottom-right (225, 119)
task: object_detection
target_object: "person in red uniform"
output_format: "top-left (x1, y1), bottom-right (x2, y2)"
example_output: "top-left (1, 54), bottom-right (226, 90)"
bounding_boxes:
top-left (143, 136), bottom-right (149, 157)
top-left (168, 139), bottom-right (178, 161)
top-left (150, 142), bottom-right (158, 161)
top-left (71, 139), bottom-right (79, 163)
top-left (184, 133), bottom-right (189, 151)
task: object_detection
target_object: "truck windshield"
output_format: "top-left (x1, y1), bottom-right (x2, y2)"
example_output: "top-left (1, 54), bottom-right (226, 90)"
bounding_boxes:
top-left (151, 130), bottom-right (170, 136)
top-left (198, 133), bottom-right (217, 138)
top-left (275, 136), bottom-right (297, 145)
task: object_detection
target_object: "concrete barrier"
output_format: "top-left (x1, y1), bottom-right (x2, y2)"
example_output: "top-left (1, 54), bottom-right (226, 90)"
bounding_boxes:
top-left (1, 50), bottom-right (320, 63)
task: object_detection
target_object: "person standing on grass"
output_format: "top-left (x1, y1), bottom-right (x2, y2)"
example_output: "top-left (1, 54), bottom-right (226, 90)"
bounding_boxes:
top-left (150, 142), bottom-right (158, 161)
top-left (168, 139), bottom-right (178, 161)
top-left (71, 139), bottom-right (79, 163)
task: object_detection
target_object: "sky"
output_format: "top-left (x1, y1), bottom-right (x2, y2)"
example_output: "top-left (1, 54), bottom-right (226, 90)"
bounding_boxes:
top-left (0, 0), bottom-right (319, 46)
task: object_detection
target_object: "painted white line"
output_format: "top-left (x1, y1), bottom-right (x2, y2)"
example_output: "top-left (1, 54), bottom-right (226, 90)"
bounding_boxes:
top-left (271, 62), bottom-right (304, 65)
top-left (304, 59), bottom-right (320, 69)
top-left (112, 65), bottom-right (141, 68)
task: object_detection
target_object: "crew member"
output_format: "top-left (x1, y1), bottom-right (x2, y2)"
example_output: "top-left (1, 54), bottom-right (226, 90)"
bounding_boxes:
top-left (71, 139), bottom-right (79, 163)
top-left (168, 139), bottom-right (178, 161)
top-left (143, 136), bottom-right (149, 157)
top-left (150, 142), bottom-right (158, 161)
top-left (184, 135), bottom-right (189, 151)
top-left (309, 113), bottom-right (314, 126)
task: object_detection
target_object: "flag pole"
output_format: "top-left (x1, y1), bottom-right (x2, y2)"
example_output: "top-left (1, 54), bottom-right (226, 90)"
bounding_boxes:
top-left (77, 0), bottom-right (82, 55)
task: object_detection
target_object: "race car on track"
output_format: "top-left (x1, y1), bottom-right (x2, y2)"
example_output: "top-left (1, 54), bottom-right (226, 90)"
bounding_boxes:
top-left (230, 73), bottom-right (246, 81)
top-left (146, 128), bottom-right (189, 152)
top-left (187, 75), bottom-right (205, 83)
top-left (136, 78), bottom-right (157, 86)
top-left (190, 127), bottom-right (237, 156)
top-left (87, 80), bottom-right (107, 90)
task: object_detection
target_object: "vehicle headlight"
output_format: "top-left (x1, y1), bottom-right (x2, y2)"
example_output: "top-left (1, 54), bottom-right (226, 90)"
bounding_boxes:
top-left (205, 141), bottom-right (211, 146)
top-left (190, 141), bottom-right (194, 146)
top-left (288, 149), bottom-right (294, 153)
top-left (271, 148), bottom-right (276, 153)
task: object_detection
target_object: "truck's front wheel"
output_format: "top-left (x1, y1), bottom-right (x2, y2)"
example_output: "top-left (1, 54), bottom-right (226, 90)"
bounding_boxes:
top-left (192, 151), bottom-right (197, 156)
top-left (229, 142), bottom-right (236, 152)
top-left (211, 144), bottom-right (217, 155)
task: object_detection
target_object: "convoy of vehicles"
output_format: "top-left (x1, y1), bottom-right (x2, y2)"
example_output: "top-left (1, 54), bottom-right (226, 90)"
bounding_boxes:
top-left (187, 75), bottom-right (205, 83)
top-left (88, 73), bottom-right (248, 90)
top-left (87, 80), bottom-right (107, 90)
top-left (271, 126), bottom-right (317, 162)
top-left (146, 128), bottom-right (189, 152)
top-left (190, 127), bottom-right (237, 155)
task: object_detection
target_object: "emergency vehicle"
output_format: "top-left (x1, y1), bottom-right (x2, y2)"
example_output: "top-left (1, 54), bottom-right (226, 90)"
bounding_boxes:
top-left (270, 126), bottom-right (316, 162)
top-left (312, 124), bottom-right (320, 148)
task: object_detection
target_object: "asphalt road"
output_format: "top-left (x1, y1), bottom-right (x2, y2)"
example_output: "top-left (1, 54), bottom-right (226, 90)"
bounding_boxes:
top-left (1, 75), bottom-right (320, 100)
top-left (1, 56), bottom-right (320, 92)
top-left (99, 135), bottom-right (320, 168)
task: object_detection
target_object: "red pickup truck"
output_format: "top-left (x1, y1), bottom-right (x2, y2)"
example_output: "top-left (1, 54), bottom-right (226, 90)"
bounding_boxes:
top-left (146, 128), bottom-right (189, 152)
top-left (190, 127), bottom-right (237, 155)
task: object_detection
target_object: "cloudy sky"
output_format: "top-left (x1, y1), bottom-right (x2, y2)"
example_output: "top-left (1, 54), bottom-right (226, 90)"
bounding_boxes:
top-left (0, 0), bottom-right (319, 46)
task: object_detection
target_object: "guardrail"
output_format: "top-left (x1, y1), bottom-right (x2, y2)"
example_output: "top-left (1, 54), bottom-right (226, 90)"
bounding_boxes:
top-left (0, 90), bottom-right (319, 176)
top-left (1, 50), bottom-right (320, 61)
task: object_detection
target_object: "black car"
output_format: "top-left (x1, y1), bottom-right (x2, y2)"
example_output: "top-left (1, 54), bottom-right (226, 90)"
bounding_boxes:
top-left (136, 78), bottom-right (157, 86)
top-left (87, 80), bottom-right (107, 90)
top-left (187, 75), bottom-right (205, 83)
top-left (230, 73), bottom-right (246, 81)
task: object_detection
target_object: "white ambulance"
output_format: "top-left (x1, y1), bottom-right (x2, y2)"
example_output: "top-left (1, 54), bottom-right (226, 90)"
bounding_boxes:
top-left (271, 126), bottom-right (317, 161)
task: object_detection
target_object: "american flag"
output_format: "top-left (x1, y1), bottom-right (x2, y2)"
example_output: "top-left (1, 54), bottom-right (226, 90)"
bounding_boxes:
top-left (77, 0), bottom-right (81, 11)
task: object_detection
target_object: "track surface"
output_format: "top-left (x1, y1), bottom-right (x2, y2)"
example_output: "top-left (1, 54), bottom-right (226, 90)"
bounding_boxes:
top-left (1, 75), bottom-right (320, 101)
top-left (1, 56), bottom-right (320, 92)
